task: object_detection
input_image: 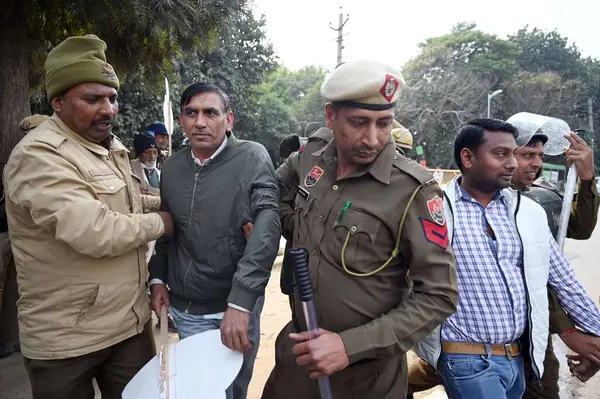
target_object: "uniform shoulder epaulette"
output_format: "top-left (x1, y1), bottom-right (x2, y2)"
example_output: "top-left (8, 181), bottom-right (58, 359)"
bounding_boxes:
top-left (34, 128), bottom-right (67, 149)
top-left (307, 127), bottom-right (333, 143)
top-left (392, 154), bottom-right (435, 186)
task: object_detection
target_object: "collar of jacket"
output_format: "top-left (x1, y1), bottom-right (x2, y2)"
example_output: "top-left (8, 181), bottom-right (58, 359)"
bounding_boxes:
top-left (510, 181), bottom-right (529, 192)
top-left (310, 135), bottom-right (396, 185)
top-left (50, 114), bottom-right (127, 157)
top-left (187, 132), bottom-right (238, 167)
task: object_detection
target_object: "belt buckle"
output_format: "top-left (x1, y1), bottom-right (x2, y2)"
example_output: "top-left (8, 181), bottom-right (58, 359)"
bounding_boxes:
top-left (504, 343), bottom-right (513, 360)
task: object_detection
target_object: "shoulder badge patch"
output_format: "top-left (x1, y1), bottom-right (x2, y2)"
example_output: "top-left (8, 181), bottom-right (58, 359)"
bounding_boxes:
top-left (420, 218), bottom-right (449, 250)
top-left (426, 195), bottom-right (445, 226)
top-left (304, 166), bottom-right (324, 187)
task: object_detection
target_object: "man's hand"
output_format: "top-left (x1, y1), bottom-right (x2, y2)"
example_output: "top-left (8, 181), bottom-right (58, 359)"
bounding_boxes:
top-left (150, 284), bottom-right (171, 317)
top-left (567, 353), bottom-right (600, 382)
top-left (565, 132), bottom-right (595, 180)
top-left (242, 221), bottom-right (254, 241)
top-left (157, 211), bottom-right (174, 237)
top-left (560, 329), bottom-right (600, 367)
top-left (220, 307), bottom-right (252, 353)
top-left (289, 328), bottom-right (350, 379)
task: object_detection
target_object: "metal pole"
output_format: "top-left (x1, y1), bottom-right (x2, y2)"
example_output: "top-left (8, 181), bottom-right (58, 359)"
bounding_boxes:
top-left (336, 11), bottom-right (343, 66)
top-left (330, 7), bottom-right (349, 67)
top-left (487, 94), bottom-right (491, 118)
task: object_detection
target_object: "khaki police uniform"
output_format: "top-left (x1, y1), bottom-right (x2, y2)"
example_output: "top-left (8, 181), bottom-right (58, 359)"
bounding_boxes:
top-left (262, 60), bottom-right (458, 399)
top-left (391, 120), bottom-right (413, 156)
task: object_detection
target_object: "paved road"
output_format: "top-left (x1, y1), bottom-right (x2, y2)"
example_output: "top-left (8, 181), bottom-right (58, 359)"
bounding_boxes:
top-left (557, 222), bottom-right (600, 398)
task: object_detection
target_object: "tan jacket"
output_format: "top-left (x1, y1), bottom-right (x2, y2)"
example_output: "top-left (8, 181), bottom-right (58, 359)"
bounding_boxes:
top-left (3, 115), bottom-right (165, 360)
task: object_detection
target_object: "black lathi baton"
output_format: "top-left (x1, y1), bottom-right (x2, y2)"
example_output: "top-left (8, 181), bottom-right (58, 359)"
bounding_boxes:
top-left (288, 248), bottom-right (333, 399)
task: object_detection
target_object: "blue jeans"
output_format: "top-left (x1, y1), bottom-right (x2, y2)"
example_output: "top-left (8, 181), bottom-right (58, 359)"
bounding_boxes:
top-left (170, 296), bottom-right (264, 399)
top-left (439, 349), bottom-right (526, 399)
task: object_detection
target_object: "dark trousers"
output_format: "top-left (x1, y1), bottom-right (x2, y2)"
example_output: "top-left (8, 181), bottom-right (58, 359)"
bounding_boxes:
top-left (23, 321), bottom-right (155, 399)
top-left (523, 336), bottom-right (560, 399)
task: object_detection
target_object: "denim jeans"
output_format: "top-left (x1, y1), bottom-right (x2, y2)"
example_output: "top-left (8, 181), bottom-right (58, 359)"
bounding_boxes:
top-left (170, 296), bottom-right (264, 399)
top-left (439, 348), bottom-right (526, 399)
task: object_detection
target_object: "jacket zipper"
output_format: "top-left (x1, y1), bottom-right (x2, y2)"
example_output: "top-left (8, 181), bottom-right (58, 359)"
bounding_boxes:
top-left (183, 171), bottom-right (200, 313)
top-left (513, 192), bottom-right (541, 383)
top-left (434, 192), bottom-right (456, 369)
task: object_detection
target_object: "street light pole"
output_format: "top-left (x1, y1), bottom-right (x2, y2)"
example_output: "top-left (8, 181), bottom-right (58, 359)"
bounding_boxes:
top-left (487, 89), bottom-right (503, 118)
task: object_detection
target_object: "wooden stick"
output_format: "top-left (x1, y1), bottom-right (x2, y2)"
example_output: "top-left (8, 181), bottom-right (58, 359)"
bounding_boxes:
top-left (159, 305), bottom-right (170, 399)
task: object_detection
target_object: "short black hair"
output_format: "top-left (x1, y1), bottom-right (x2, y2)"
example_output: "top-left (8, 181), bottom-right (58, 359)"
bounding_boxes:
top-left (524, 135), bottom-right (547, 148)
top-left (454, 118), bottom-right (519, 171)
top-left (179, 82), bottom-right (231, 114)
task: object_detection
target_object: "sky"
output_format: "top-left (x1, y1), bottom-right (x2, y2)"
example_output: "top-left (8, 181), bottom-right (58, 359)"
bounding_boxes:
top-left (252, 0), bottom-right (600, 72)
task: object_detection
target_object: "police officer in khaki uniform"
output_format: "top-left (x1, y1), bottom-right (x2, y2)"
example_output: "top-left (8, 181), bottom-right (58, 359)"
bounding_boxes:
top-left (4, 34), bottom-right (174, 398)
top-left (391, 120), bottom-right (413, 156)
top-left (262, 60), bottom-right (458, 399)
top-left (20, 115), bottom-right (51, 133)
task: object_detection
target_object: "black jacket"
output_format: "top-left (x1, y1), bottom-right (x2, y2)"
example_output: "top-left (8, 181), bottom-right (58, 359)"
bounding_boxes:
top-left (149, 134), bottom-right (281, 314)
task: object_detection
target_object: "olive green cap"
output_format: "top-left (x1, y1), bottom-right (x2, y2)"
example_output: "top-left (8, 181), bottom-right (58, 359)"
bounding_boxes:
top-left (45, 34), bottom-right (119, 101)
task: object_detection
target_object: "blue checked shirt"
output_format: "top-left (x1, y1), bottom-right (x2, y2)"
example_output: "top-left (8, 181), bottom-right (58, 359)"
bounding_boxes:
top-left (441, 180), bottom-right (600, 344)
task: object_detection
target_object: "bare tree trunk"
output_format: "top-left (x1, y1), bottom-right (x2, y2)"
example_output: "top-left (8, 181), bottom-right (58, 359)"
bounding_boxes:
top-left (0, 0), bottom-right (28, 345)
top-left (0, 0), bottom-right (30, 176)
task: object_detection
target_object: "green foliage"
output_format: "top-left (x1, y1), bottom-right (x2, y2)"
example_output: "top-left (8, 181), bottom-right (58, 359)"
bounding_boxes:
top-left (404, 22), bottom-right (520, 84)
top-left (239, 65), bottom-right (328, 164)
top-left (509, 27), bottom-right (583, 79)
top-left (27, 0), bottom-right (245, 99)
top-left (94, 2), bottom-right (275, 152)
top-left (400, 22), bottom-right (600, 170)
top-left (23, 0), bottom-right (327, 164)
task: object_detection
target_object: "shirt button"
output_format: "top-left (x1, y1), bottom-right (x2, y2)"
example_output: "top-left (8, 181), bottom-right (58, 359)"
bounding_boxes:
top-left (318, 215), bottom-right (324, 221)
top-left (332, 184), bottom-right (339, 191)
top-left (311, 249), bottom-right (317, 255)
top-left (108, 186), bottom-right (115, 191)
top-left (350, 226), bottom-right (357, 233)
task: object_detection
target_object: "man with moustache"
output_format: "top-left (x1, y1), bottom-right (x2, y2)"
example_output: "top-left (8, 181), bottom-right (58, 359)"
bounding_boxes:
top-left (262, 60), bottom-right (458, 399)
top-left (3, 34), bottom-right (174, 398)
top-left (144, 121), bottom-right (170, 167)
top-left (512, 130), bottom-right (600, 396)
top-left (408, 128), bottom-right (600, 398)
top-left (413, 118), bottom-right (600, 399)
top-left (131, 133), bottom-right (161, 196)
top-left (149, 82), bottom-right (281, 399)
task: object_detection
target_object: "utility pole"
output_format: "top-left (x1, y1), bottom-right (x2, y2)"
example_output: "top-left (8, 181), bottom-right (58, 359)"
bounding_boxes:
top-left (330, 7), bottom-right (349, 67)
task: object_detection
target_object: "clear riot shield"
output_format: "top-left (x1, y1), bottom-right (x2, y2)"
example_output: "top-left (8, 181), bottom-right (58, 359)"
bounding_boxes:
top-left (506, 112), bottom-right (576, 250)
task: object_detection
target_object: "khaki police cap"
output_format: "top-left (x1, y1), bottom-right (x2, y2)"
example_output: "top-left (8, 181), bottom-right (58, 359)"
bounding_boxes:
top-left (20, 114), bottom-right (51, 133)
top-left (391, 121), bottom-right (413, 150)
top-left (321, 59), bottom-right (405, 110)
